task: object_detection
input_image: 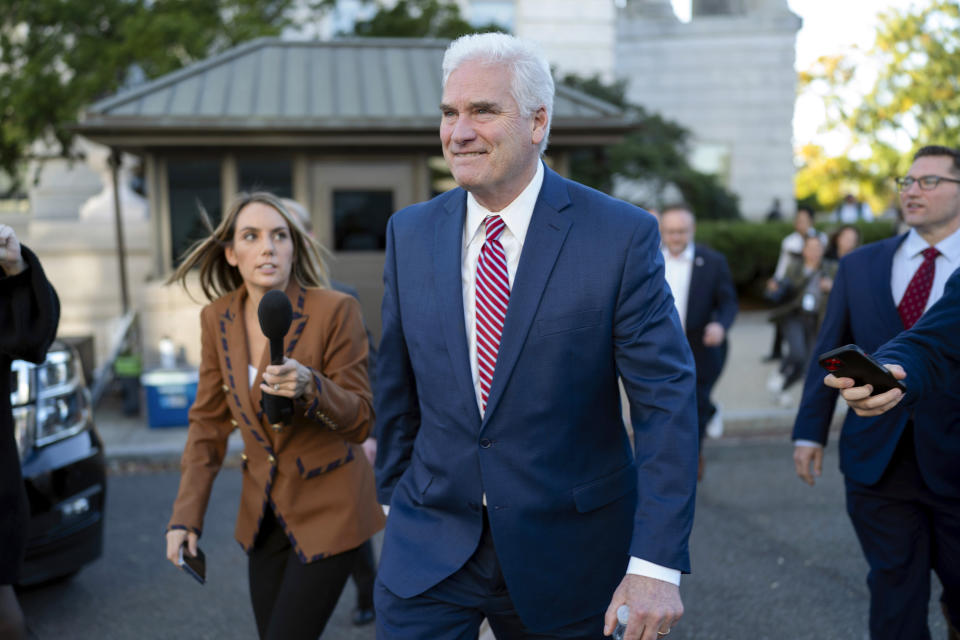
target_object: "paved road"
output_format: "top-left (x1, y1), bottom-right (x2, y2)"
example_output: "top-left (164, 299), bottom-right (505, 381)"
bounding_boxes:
top-left (19, 439), bottom-right (946, 639)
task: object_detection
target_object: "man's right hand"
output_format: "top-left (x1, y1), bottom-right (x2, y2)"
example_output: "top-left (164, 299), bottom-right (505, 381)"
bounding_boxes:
top-left (793, 444), bottom-right (823, 486)
top-left (165, 529), bottom-right (199, 567)
top-left (823, 364), bottom-right (906, 417)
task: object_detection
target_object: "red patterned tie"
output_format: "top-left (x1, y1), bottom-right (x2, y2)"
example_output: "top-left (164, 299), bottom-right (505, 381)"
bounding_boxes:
top-left (898, 247), bottom-right (940, 329)
top-left (476, 215), bottom-right (510, 412)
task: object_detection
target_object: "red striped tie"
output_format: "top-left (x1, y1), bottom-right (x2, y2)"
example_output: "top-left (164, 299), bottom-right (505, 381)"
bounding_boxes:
top-left (476, 215), bottom-right (510, 412)
top-left (898, 247), bottom-right (939, 329)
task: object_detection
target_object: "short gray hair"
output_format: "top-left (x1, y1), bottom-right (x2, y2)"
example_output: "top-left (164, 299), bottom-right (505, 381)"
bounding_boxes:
top-left (442, 33), bottom-right (554, 154)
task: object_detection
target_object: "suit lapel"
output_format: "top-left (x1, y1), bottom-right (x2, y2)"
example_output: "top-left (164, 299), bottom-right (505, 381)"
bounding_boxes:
top-left (218, 289), bottom-right (267, 440)
top-left (436, 191), bottom-right (481, 425)
top-left (482, 167), bottom-right (572, 426)
top-left (875, 234), bottom-right (909, 333)
top-left (686, 246), bottom-right (707, 327)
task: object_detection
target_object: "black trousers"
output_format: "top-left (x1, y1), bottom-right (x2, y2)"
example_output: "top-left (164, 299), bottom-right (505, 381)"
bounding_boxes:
top-left (248, 509), bottom-right (359, 640)
top-left (351, 539), bottom-right (377, 610)
top-left (845, 425), bottom-right (960, 640)
top-left (779, 312), bottom-right (819, 390)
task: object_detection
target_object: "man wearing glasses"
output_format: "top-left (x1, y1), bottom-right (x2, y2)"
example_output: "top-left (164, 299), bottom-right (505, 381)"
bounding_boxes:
top-left (792, 145), bottom-right (960, 640)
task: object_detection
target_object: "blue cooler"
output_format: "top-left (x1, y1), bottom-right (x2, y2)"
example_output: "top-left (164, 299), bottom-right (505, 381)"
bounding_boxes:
top-left (141, 369), bottom-right (198, 428)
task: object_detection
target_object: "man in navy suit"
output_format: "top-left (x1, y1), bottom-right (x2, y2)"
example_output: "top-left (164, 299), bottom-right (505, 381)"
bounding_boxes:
top-left (792, 145), bottom-right (960, 640)
top-left (659, 205), bottom-right (738, 474)
top-left (374, 33), bottom-right (698, 640)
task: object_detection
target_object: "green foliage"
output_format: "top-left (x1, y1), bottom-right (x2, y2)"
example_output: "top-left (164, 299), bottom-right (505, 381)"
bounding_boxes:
top-left (695, 220), bottom-right (898, 301)
top-left (563, 73), bottom-right (740, 220)
top-left (348, 0), bottom-right (504, 39)
top-left (0, 0), bottom-right (304, 186)
top-left (796, 1), bottom-right (960, 212)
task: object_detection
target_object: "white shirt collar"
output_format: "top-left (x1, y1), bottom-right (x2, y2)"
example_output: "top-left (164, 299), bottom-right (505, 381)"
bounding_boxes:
top-left (663, 242), bottom-right (695, 262)
top-left (464, 160), bottom-right (544, 250)
top-left (902, 225), bottom-right (960, 263)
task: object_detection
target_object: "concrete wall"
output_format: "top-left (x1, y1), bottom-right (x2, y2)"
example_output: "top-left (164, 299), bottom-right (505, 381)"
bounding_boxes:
top-left (616, 10), bottom-right (800, 219)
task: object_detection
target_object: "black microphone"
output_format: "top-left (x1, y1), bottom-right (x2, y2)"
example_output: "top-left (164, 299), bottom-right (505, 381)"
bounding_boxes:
top-left (258, 290), bottom-right (294, 427)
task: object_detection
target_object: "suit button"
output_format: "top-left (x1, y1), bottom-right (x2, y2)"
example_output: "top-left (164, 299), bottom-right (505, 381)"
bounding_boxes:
top-left (230, 419), bottom-right (238, 427)
top-left (271, 423), bottom-right (283, 433)
top-left (268, 454), bottom-right (276, 465)
top-left (479, 439), bottom-right (492, 448)
top-left (241, 453), bottom-right (248, 462)
top-left (221, 384), bottom-right (230, 393)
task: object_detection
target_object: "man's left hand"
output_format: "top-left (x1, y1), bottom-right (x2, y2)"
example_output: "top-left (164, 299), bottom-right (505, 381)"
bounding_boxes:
top-left (604, 574), bottom-right (682, 639)
top-left (702, 322), bottom-right (725, 347)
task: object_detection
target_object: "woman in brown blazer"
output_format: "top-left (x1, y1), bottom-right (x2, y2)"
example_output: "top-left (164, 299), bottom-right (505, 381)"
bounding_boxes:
top-left (163, 192), bottom-right (384, 639)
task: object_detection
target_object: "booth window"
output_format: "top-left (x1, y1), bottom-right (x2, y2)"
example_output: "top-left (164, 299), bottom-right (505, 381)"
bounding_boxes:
top-left (168, 160), bottom-right (222, 266)
top-left (333, 190), bottom-right (393, 251)
top-left (238, 158), bottom-right (293, 198)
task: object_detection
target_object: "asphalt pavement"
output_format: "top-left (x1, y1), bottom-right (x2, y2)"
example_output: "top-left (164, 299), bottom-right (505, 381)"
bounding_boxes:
top-left (18, 309), bottom-right (948, 638)
top-left (18, 440), bottom-right (947, 639)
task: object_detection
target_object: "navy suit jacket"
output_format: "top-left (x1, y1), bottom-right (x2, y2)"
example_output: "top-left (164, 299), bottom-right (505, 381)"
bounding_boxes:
top-left (792, 234), bottom-right (960, 498)
top-left (684, 244), bottom-right (738, 385)
top-left (873, 268), bottom-right (960, 404)
top-left (374, 165), bottom-right (699, 631)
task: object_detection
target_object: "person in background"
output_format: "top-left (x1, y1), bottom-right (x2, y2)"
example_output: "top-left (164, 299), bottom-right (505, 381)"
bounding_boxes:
top-left (766, 235), bottom-right (830, 405)
top-left (163, 192), bottom-right (384, 639)
top-left (281, 197), bottom-right (378, 627)
top-left (374, 32), bottom-right (697, 640)
top-left (834, 193), bottom-right (873, 223)
top-left (793, 145), bottom-right (960, 640)
top-left (821, 224), bottom-right (862, 293)
top-left (765, 206), bottom-right (827, 362)
top-left (0, 225), bottom-right (60, 640)
top-left (659, 204), bottom-right (738, 476)
top-left (766, 197), bottom-right (783, 221)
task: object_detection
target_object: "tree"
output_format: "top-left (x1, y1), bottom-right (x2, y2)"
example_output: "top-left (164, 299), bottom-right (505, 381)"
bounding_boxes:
top-left (796, 0), bottom-right (960, 213)
top-left (563, 74), bottom-right (740, 219)
top-left (0, 0), bottom-right (317, 190)
top-left (348, 0), bottom-right (502, 39)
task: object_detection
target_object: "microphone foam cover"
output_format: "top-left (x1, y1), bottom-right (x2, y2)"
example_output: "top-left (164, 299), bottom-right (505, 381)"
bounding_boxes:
top-left (258, 290), bottom-right (293, 341)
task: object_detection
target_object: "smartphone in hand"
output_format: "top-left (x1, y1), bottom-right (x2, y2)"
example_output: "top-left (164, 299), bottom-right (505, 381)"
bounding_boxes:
top-left (818, 344), bottom-right (907, 396)
top-left (178, 545), bottom-right (206, 584)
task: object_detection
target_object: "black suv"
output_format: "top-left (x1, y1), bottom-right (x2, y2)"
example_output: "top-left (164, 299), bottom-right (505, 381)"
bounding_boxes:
top-left (11, 340), bottom-right (106, 585)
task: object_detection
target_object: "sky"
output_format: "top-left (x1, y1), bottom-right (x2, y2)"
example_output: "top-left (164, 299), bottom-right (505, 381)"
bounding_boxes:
top-left (671, 0), bottom-right (930, 151)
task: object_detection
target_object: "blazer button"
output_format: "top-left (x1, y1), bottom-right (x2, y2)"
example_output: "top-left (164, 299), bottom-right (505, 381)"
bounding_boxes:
top-left (241, 453), bottom-right (248, 462)
top-left (271, 423), bottom-right (283, 433)
top-left (230, 419), bottom-right (238, 427)
top-left (221, 384), bottom-right (230, 393)
top-left (479, 439), bottom-right (492, 448)
top-left (268, 454), bottom-right (276, 465)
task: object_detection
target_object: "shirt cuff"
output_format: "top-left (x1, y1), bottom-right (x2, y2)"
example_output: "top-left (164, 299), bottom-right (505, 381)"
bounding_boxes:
top-left (626, 557), bottom-right (680, 586)
top-left (793, 440), bottom-right (823, 448)
top-left (382, 504), bottom-right (390, 516)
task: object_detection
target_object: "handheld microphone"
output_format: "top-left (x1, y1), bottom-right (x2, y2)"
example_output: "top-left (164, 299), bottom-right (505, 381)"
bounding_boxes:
top-left (258, 290), bottom-right (294, 427)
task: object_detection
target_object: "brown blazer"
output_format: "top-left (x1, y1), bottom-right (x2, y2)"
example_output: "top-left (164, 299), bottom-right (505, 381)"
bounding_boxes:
top-left (168, 281), bottom-right (385, 562)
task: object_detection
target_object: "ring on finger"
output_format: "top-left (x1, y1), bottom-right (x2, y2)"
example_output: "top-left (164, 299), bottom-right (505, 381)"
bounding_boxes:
top-left (273, 383), bottom-right (280, 391)
top-left (657, 627), bottom-right (671, 637)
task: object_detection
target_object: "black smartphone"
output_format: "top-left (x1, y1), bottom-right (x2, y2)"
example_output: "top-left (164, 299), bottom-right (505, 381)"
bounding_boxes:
top-left (818, 344), bottom-right (907, 396)
top-left (178, 545), bottom-right (206, 584)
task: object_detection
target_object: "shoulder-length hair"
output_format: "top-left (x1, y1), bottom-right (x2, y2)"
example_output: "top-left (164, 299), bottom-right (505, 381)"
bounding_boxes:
top-left (167, 191), bottom-right (330, 302)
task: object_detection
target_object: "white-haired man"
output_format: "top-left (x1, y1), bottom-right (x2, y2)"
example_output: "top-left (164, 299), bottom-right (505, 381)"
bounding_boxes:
top-left (374, 32), bottom-right (698, 640)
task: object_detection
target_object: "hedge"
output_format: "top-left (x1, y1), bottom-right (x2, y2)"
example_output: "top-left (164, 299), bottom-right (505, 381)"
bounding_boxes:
top-left (693, 220), bottom-right (899, 303)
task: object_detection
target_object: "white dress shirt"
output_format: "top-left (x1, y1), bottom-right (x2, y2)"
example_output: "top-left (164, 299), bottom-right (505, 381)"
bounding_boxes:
top-left (458, 160), bottom-right (680, 586)
top-left (662, 243), bottom-right (695, 331)
top-left (795, 225), bottom-right (960, 450)
top-left (890, 226), bottom-right (960, 309)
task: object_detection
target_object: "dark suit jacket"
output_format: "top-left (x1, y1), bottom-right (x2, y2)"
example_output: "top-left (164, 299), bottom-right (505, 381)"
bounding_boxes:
top-left (873, 268), bottom-right (960, 403)
top-left (0, 246), bottom-right (60, 584)
top-left (792, 235), bottom-right (960, 498)
top-left (168, 281), bottom-right (385, 561)
top-left (375, 165), bottom-right (699, 631)
top-left (684, 244), bottom-right (738, 386)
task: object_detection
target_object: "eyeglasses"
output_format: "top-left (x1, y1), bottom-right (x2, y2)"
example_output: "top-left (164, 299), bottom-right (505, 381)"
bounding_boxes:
top-left (895, 175), bottom-right (960, 191)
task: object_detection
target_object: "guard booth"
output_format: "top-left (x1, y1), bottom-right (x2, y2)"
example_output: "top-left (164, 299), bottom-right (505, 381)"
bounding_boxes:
top-left (75, 37), bottom-right (635, 364)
